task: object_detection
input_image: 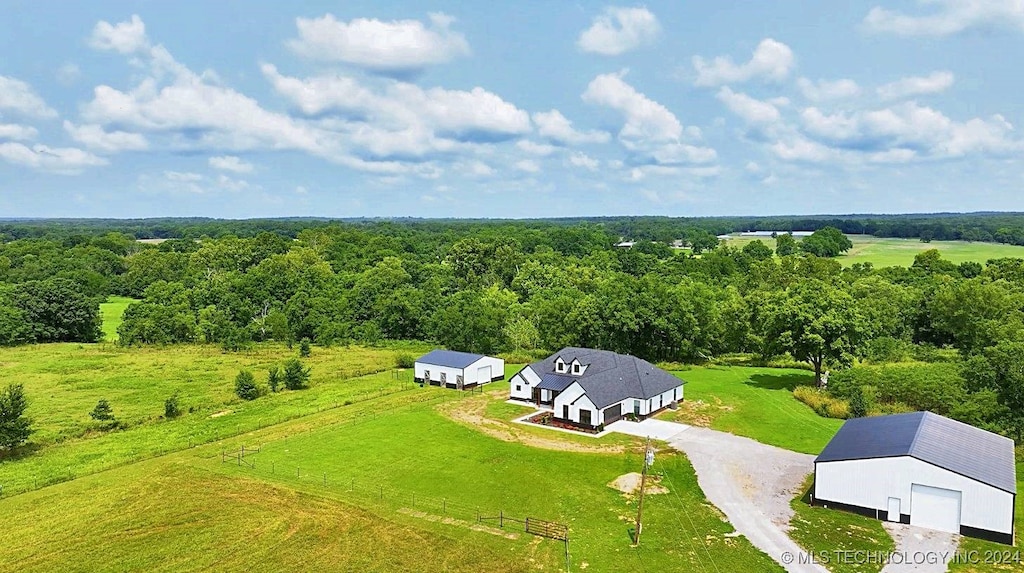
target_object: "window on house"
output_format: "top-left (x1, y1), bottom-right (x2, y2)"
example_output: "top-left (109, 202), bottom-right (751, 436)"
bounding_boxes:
top-left (580, 409), bottom-right (591, 426)
top-left (516, 385), bottom-right (521, 392)
top-left (562, 405), bottom-right (569, 419)
top-left (555, 359), bottom-right (565, 373)
top-left (572, 363), bottom-right (581, 374)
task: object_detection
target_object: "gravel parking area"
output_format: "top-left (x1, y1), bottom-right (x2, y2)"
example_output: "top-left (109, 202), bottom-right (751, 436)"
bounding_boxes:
top-left (667, 427), bottom-right (828, 573)
top-left (881, 524), bottom-right (959, 573)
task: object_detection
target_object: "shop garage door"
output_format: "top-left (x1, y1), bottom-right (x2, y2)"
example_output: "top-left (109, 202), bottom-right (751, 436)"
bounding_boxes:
top-left (603, 403), bottom-right (622, 424)
top-left (910, 484), bottom-right (961, 534)
top-left (477, 365), bottom-right (492, 384)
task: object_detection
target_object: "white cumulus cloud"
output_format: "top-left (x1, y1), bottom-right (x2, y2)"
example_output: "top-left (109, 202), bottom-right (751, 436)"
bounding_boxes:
top-left (582, 70), bottom-right (682, 142)
top-left (877, 71), bottom-right (955, 100)
top-left (577, 7), bottom-right (661, 56)
top-left (716, 87), bottom-right (782, 124)
top-left (532, 109), bottom-right (610, 145)
top-left (287, 13), bottom-right (469, 73)
top-left (63, 121), bottom-right (149, 153)
top-left (568, 151), bottom-right (599, 170)
top-left (0, 142), bottom-right (107, 174)
top-left (796, 77), bottom-right (862, 101)
top-left (0, 75), bottom-right (57, 118)
top-left (864, 0), bottom-right (1024, 36)
top-left (209, 155), bottom-right (254, 173)
top-left (89, 14), bottom-right (150, 54)
top-left (693, 38), bottom-right (795, 87)
top-left (0, 124), bottom-right (39, 141)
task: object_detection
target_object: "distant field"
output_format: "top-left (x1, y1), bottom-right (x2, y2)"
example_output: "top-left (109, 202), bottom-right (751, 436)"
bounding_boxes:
top-left (720, 235), bottom-right (1024, 267)
top-left (98, 296), bottom-right (137, 342)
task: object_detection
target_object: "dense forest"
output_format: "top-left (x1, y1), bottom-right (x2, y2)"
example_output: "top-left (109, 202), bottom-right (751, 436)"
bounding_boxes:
top-left (2, 216), bottom-right (1024, 442)
top-left (4, 211), bottom-right (1024, 245)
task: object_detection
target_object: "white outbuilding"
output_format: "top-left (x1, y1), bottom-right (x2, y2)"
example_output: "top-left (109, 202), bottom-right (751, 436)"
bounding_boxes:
top-left (414, 350), bottom-right (504, 390)
top-left (509, 347), bottom-right (685, 430)
top-left (814, 411), bottom-right (1016, 544)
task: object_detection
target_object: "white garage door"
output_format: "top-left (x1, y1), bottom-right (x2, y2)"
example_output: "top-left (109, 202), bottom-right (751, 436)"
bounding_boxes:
top-left (477, 365), bottom-right (491, 384)
top-left (910, 484), bottom-right (962, 534)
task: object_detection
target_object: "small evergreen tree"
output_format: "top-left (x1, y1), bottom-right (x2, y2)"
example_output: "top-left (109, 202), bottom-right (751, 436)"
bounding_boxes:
top-left (299, 338), bottom-right (312, 358)
top-left (848, 386), bottom-right (867, 418)
top-left (89, 399), bottom-right (117, 429)
top-left (234, 370), bottom-right (259, 401)
top-left (164, 393), bottom-right (182, 419)
top-left (283, 358), bottom-right (310, 390)
top-left (268, 366), bottom-right (282, 393)
top-left (0, 383), bottom-right (33, 450)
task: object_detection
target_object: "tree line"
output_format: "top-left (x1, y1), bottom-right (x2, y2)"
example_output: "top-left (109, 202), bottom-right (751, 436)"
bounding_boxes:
top-left (2, 219), bottom-right (1024, 442)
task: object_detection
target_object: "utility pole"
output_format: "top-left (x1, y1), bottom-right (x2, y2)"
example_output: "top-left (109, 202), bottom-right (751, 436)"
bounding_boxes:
top-left (634, 437), bottom-right (654, 545)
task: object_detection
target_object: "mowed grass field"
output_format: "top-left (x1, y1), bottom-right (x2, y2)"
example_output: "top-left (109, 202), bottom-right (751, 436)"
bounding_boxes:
top-left (721, 234), bottom-right (1024, 267)
top-left (98, 296), bottom-right (137, 342)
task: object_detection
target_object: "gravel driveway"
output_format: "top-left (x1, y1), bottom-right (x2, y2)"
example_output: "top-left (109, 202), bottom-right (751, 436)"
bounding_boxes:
top-left (880, 524), bottom-right (959, 573)
top-left (667, 427), bottom-right (828, 573)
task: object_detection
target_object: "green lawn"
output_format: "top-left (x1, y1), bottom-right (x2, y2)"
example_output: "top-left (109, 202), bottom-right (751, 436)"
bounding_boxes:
top-left (98, 296), bottom-right (137, 342)
top-left (719, 235), bottom-right (1024, 267)
top-left (0, 342), bottom-right (431, 495)
top-left (788, 475), bottom-right (895, 573)
top-left (0, 378), bottom-right (784, 573)
top-left (661, 366), bottom-right (843, 455)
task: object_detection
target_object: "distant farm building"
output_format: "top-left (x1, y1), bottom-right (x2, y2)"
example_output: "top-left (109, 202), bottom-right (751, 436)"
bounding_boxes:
top-left (509, 347), bottom-right (685, 430)
top-left (814, 412), bottom-right (1016, 544)
top-left (739, 230), bottom-right (814, 237)
top-left (414, 350), bottom-right (504, 390)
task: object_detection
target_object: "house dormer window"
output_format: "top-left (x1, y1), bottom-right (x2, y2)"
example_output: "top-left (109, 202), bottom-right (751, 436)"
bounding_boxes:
top-left (572, 362), bottom-right (581, 375)
top-left (555, 357), bottom-right (566, 373)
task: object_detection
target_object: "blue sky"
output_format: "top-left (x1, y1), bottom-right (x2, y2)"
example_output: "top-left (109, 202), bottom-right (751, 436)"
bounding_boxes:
top-left (1, 1), bottom-right (1023, 218)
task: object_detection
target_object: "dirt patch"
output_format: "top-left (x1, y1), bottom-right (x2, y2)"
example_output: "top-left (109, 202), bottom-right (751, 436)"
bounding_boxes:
top-left (437, 390), bottom-right (627, 454)
top-left (209, 410), bottom-right (233, 418)
top-left (607, 472), bottom-right (669, 495)
top-left (396, 507), bottom-right (519, 539)
top-left (670, 397), bottom-right (732, 427)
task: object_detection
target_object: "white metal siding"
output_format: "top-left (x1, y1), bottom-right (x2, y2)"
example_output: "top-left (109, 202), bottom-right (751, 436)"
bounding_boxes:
top-left (911, 484), bottom-right (962, 534)
top-left (414, 362), bottom-right (464, 385)
top-left (815, 457), bottom-right (1013, 535)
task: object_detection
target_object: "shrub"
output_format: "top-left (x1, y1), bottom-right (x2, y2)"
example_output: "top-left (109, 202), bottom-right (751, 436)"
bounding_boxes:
top-left (0, 383), bottom-right (33, 449)
top-left (267, 366), bottom-right (282, 393)
top-left (862, 337), bottom-right (911, 363)
top-left (394, 352), bottom-right (415, 369)
top-left (829, 363), bottom-right (966, 415)
top-left (89, 399), bottom-right (119, 429)
top-left (793, 386), bottom-right (850, 419)
top-left (234, 370), bottom-right (259, 401)
top-left (299, 338), bottom-right (311, 358)
top-left (164, 393), bottom-right (182, 419)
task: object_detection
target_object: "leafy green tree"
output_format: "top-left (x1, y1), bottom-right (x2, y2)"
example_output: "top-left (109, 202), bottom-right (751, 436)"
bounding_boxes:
top-left (927, 279), bottom-right (1023, 354)
top-left (799, 227), bottom-right (852, 257)
top-left (267, 366), bottom-right (282, 392)
top-left (0, 384), bottom-right (33, 450)
top-left (283, 359), bottom-right (310, 390)
top-left (686, 230), bottom-right (719, 255)
top-left (164, 393), bottom-right (182, 419)
top-left (774, 233), bottom-right (798, 256)
top-left (10, 278), bottom-right (102, 343)
top-left (961, 342), bottom-right (1024, 440)
top-left (234, 370), bottom-right (259, 400)
top-left (759, 279), bottom-right (865, 387)
top-left (742, 240), bottom-right (774, 261)
top-left (503, 314), bottom-right (540, 353)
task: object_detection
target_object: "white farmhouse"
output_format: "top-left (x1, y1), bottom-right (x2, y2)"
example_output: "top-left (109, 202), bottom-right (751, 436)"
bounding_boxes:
top-left (414, 350), bottom-right (504, 390)
top-left (814, 411), bottom-right (1016, 544)
top-left (509, 347), bottom-right (685, 429)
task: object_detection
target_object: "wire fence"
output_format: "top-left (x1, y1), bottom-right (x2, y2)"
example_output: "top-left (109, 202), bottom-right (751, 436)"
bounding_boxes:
top-left (221, 441), bottom-right (572, 572)
top-left (0, 367), bottom-right (467, 498)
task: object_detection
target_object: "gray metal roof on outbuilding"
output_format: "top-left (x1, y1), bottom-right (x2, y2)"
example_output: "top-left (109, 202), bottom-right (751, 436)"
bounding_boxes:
top-left (816, 411), bottom-right (1017, 494)
top-left (416, 349), bottom-right (487, 369)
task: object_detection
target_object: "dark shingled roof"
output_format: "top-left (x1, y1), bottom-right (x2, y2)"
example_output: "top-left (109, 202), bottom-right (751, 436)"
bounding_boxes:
top-left (525, 347), bottom-right (685, 409)
top-left (816, 411), bottom-right (1017, 494)
top-left (416, 349), bottom-right (487, 369)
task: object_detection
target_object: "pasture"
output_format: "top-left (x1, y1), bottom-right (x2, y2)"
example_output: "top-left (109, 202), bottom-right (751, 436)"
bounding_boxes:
top-left (97, 296), bottom-right (137, 342)
top-left (720, 234), bottom-right (1024, 267)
